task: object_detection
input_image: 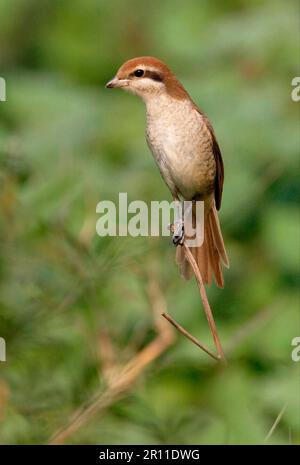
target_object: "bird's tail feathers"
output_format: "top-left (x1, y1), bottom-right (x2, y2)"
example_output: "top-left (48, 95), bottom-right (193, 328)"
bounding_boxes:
top-left (176, 204), bottom-right (229, 287)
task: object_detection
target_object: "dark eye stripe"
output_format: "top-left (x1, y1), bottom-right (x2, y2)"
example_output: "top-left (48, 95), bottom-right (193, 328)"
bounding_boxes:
top-left (144, 70), bottom-right (163, 82)
top-left (129, 70), bottom-right (163, 82)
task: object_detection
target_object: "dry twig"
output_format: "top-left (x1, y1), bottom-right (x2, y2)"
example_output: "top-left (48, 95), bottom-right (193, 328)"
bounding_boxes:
top-left (48, 276), bottom-right (174, 445)
top-left (162, 312), bottom-right (219, 361)
top-left (182, 243), bottom-right (226, 361)
top-left (264, 403), bottom-right (288, 442)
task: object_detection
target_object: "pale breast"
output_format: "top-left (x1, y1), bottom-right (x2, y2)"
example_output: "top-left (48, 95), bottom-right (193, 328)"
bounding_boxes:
top-left (145, 96), bottom-right (216, 200)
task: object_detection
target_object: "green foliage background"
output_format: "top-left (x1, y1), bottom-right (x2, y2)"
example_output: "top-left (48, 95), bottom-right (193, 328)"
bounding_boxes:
top-left (0, 0), bottom-right (299, 444)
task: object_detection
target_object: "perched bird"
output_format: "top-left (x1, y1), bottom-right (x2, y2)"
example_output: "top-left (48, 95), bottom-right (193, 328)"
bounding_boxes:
top-left (106, 57), bottom-right (229, 287)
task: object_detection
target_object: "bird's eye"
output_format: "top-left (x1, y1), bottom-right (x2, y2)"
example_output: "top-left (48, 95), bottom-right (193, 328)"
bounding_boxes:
top-left (134, 69), bottom-right (144, 78)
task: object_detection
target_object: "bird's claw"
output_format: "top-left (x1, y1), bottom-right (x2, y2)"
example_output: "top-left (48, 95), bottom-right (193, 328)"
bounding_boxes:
top-left (169, 220), bottom-right (185, 246)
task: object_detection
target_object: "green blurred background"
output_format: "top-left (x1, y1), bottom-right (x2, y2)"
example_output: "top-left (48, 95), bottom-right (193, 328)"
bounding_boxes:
top-left (0, 0), bottom-right (299, 445)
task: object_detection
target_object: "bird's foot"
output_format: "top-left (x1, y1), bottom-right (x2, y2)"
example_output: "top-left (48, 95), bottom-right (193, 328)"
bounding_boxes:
top-left (169, 220), bottom-right (185, 246)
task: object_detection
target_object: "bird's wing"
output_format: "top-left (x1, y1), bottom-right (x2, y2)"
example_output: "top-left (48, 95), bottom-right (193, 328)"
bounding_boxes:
top-left (204, 116), bottom-right (224, 211)
top-left (193, 106), bottom-right (224, 210)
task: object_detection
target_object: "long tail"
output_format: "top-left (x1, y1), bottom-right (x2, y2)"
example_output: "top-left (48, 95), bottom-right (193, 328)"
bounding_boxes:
top-left (176, 203), bottom-right (229, 287)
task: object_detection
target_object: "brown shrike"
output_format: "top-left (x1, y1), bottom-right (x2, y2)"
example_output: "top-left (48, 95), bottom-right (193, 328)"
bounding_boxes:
top-left (106, 57), bottom-right (229, 287)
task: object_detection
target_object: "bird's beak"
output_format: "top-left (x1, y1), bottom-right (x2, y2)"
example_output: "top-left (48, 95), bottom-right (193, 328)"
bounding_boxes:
top-left (105, 77), bottom-right (129, 89)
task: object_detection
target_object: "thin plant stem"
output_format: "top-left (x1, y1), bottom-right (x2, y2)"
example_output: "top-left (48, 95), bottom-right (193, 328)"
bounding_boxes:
top-left (183, 243), bottom-right (226, 361)
top-left (162, 312), bottom-right (219, 361)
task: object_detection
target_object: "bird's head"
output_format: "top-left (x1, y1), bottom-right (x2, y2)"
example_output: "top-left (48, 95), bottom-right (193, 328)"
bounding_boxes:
top-left (106, 56), bottom-right (188, 101)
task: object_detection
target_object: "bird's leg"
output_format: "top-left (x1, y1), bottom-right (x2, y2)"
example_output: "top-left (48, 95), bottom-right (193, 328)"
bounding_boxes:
top-left (169, 197), bottom-right (186, 246)
top-left (171, 199), bottom-right (195, 246)
top-left (172, 218), bottom-right (185, 245)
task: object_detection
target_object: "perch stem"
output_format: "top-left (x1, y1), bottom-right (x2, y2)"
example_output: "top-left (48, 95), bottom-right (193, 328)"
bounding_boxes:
top-left (162, 312), bottom-right (219, 361)
top-left (183, 242), bottom-right (226, 362)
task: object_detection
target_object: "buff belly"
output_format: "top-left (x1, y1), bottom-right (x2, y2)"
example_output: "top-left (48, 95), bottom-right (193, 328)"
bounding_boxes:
top-left (146, 99), bottom-right (216, 200)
